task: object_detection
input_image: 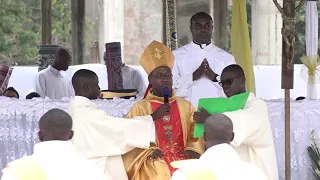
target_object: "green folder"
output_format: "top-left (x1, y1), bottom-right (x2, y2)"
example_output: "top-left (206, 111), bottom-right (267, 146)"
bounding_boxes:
top-left (193, 91), bottom-right (250, 138)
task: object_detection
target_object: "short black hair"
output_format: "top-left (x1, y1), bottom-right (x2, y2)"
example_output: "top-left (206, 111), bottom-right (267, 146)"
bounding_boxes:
top-left (55, 47), bottom-right (71, 59)
top-left (26, 92), bottom-right (41, 99)
top-left (190, 12), bottom-right (212, 25)
top-left (222, 64), bottom-right (245, 77)
top-left (72, 69), bottom-right (98, 87)
top-left (39, 108), bottom-right (73, 139)
top-left (4, 87), bottom-right (19, 98)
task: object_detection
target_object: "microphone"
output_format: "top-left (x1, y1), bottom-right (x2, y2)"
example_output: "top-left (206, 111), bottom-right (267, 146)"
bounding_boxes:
top-left (162, 87), bottom-right (171, 104)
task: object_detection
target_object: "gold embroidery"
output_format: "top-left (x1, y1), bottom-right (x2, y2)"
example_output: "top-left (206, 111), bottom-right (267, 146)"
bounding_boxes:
top-left (152, 48), bottom-right (164, 59)
top-left (164, 125), bottom-right (173, 140)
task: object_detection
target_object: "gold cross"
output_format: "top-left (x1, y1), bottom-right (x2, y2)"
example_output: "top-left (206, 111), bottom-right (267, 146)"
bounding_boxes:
top-left (152, 48), bottom-right (164, 59)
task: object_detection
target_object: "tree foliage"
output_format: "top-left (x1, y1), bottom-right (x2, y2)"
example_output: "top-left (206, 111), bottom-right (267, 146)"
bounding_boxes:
top-left (0, 0), bottom-right (97, 65)
top-left (228, 0), bottom-right (320, 64)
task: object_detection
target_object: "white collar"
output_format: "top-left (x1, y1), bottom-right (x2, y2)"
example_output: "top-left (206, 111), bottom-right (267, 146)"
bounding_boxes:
top-left (48, 65), bottom-right (61, 77)
top-left (34, 141), bottom-right (75, 155)
top-left (191, 41), bottom-right (212, 49)
top-left (72, 96), bottom-right (99, 109)
top-left (200, 143), bottom-right (240, 163)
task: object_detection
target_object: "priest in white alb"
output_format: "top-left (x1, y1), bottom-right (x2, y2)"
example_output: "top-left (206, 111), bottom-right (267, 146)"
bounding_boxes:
top-left (194, 65), bottom-right (278, 180)
top-left (2, 109), bottom-right (107, 180)
top-left (33, 48), bottom-right (75, 99)
top-left (68, 69), bottom-right (155, 180)
top-left (172, 12), bottom-right (235, 108)
top-left (171, 114), bottom-right (267, 180)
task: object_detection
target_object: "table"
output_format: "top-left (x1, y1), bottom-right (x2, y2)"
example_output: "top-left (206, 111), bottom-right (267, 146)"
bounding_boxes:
top-left (0, 97), bottom-right (319, 179)
top-left (7, 64), bottom-right (320, 100)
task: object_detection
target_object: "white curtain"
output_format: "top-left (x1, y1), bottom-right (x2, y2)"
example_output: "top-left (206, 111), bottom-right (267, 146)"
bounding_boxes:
top-left (301, 0), bottom-right (319, 99)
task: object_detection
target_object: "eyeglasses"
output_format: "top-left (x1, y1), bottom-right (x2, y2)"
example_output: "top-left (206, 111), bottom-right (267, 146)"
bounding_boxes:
top-left (219, 76), bottom-right (242, 87)
top-left (153, 73), bottom-right (173, 79)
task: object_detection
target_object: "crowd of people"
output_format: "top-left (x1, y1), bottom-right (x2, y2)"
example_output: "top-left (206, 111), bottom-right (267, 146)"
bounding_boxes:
top-left (0, 12), bottom-right (278, 180)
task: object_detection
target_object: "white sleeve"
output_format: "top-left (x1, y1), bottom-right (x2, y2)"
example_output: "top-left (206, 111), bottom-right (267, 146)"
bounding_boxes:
top-left (132, 115), bottom-right (155, 143)
top-left (171, 170), bottom-right (187, 180)
top-left (132, 70), bottom-right (147, 95)
top-left (172, 53), bottom-right (194, 98)
top-left (1, 168), bottom-right (17, 180)
top-left (33, 73), bottom-right (46, 98)
top-left (223, 99), bottom-right (269, 146)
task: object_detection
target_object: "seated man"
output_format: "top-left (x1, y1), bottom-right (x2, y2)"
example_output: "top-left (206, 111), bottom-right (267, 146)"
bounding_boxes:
top-left (69, 69), bottom-right (155, 180)
top-left (194, 64), bottom-right (278, 180)
top-left (3, 87), bottom-right (19, 98)
top-left (1, 108), bottom-right (107, 180)
top-left (171, 114), bottom-right (267, 180)
top-left (122, 40), bottom-right (204, 180)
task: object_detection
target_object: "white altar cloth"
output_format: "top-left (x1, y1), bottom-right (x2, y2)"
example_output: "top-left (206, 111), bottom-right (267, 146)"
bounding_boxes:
top-left (7, 64), bottom-right (320, 100)
top-left (0, 97), bottom-right (318, 179)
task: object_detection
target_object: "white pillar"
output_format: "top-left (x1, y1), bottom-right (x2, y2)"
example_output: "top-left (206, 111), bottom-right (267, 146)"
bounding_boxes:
top-left (98, 0), bottom-right (124, 63)
top-left (251, 0), bottom-right (282, 65)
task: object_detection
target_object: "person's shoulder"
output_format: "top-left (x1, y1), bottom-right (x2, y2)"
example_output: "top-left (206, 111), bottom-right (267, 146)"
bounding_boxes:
top-left (212, 45), bottom-right (234, 58)
top-left (175, 97), bottom-right (194, 109)
top-left (173, 43), bottom-right (192, 57)
top-left (132, 98), bottom-right (150, 108)
top-left (35, 68), bottom-right (49, 78)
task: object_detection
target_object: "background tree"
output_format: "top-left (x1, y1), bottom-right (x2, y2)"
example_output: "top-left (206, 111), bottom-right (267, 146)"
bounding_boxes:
top-left (0, 0), bottom-right (97, 65)
top-left (227, 0), bottom-right (319, 64)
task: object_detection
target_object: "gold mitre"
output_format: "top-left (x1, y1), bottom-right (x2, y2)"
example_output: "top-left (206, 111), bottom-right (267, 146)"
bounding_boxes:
top-left (139, 40), bottom-right (174, 75)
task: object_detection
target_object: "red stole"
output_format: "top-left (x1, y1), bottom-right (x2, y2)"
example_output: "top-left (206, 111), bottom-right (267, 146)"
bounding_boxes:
top-left (150, 101), bottom-right (187, 175)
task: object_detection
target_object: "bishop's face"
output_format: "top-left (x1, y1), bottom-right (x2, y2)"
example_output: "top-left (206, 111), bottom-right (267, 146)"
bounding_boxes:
top-left (149, 66), bottom-right (173, 97)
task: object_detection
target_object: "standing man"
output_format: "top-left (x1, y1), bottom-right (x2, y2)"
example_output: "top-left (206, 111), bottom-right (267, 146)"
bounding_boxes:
top-left (194, 65), bottom-right (278, 180)
top-left (122, 63), bottom-right (146, 95)
top-left (123, 40), bottom-right (204, 180)
top-left (69, 69), bottom-right (155, 180)
top-left (172, 12), bottom-right (236, 108)
top-left (1, 108), bottom-right (107, 180)
top-left (33, 48), bottom-right (75, 99)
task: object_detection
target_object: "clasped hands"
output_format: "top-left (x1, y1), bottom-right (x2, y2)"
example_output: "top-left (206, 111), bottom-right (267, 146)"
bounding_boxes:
top-left (193, 59), bottom-right (217, 82)
top-left (147, 149), bottom-right (200, 160)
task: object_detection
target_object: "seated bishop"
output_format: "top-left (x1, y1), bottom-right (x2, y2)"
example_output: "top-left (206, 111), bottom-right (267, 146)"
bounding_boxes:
top-left (122, 40), bottom-right (204, 180)
top-left (68, 69), bottom-right (156, 180)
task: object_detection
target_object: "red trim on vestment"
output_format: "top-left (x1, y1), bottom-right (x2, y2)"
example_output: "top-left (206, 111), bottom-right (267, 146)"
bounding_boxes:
top-left (150, 101), bottom-right (187, 175)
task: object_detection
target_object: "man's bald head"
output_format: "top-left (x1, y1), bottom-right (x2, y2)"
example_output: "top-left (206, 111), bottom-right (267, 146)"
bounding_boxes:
top-left (204, 114), bottom-right (234, 148)
top-left (38, 108), bottom-right (73, 142)
top-left (52, 47), bottom-right (71, 71)
top-left (72, 69), bottom-right (100, 100)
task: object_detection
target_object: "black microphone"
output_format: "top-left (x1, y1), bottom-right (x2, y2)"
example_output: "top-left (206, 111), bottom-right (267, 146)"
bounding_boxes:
top-left (162, 87), bottom-right (171, 104)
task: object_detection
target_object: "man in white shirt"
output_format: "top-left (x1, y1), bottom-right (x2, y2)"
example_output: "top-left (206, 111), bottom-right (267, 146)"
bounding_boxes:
top-left (1, 108), bottom-right (108, 180)
top-left (172, 12), bottom-right (235, 108)
top-left (194, 64), bottom-right (279, 180)
top-left (69, 69), bottom-right (155, 180)
top-left (171, 114), bottom-right (267, 180)
top-left (103, 52), bottom-right (146, 95)
top-left (33, 48), bottom-right (75, 99)
top-left (121, 63), bottom-right (146, 95)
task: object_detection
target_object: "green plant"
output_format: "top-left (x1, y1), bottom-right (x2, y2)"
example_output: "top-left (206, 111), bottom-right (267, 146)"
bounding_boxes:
top-left (307, 130), bottom-right (320, 180)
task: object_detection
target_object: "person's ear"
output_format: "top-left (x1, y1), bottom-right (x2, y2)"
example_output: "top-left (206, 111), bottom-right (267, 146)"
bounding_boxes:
top-left (38, 131), bottom-right (43, 142)
top-left (231, 132), bottom-right (235, 142)
top-left (84, 84), bottom-right (89, 92)
top-left (69, 130), bottom-right (74, 140)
